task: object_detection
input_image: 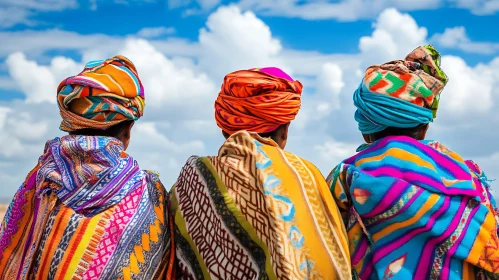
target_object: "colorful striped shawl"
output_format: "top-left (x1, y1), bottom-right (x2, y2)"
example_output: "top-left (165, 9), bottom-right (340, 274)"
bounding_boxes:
top-left (170, 131), bottom-right (351, 279)
top-left (327, 136), bottom-right (499, 279)
top-left (0, 136), bottom-right (175, 279)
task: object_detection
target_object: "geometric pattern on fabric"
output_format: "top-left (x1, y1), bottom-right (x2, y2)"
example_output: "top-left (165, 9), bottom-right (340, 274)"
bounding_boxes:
top-left (172, 156), bottom-right (264, 279)
top-left (82, 184), bottom-right (144, 279)
top-left (0, 136), bottom-right (175, 280)
top-left (327, 136), bottom-right (499, 280)
top-left (364, 70), bottom-right (430, 108)
top-left (98, 172), bottom-right (174, 280)
top-left (362, 45), bottom-right (448, 111)
top-left (282, 150), bottom-right (352, 279)
top-left (171, 130), bottom-right (351, 280)
top-left (57, 55), bottom-right (145, 132)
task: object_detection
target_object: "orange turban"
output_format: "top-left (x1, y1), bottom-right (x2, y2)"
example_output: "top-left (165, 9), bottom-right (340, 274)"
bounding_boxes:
top-left (214, 67), bottom-right (303, 135)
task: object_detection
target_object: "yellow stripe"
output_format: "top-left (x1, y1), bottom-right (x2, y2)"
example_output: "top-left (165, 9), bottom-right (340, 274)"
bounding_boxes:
top-left (63, 213), bottom-right (102, 279)
top-left (356, 148), bottom-right (436, 171)
top-left (304, 160), bottom-right (350, 259)
top-left (467, 211), bottom-right (494, 264)
top-left (373, 194), bottom-right (439, 240)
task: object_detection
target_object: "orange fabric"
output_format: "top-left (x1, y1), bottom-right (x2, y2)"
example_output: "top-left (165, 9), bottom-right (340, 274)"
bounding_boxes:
top-left (214, 69), bottom-right (303, 134)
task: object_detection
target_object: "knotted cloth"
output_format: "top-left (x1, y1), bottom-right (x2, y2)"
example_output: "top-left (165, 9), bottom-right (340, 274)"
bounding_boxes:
top-left (354, 45), bottom-right (448, 134)
top-left (57, 55), bottom-right (145, 132)
top-left (214, 67), bottom-right (303, 135)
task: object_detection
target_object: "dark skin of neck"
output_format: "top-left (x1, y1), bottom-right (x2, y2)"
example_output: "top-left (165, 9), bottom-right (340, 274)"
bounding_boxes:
top-left (222, 123), bottom-right (290, 149)
top-left (362, 124), bottom-right (429, 143)
top-left (68, 121), bottom-right (134, 150)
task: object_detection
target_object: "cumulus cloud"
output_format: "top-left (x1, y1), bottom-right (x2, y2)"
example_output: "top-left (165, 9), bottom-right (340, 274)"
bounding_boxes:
top-left (0, 7), bottom-right (33, 28)
top-left (1, 5), bottom-right (499, 204)
top-left (431, 26), bottom-right (499, 54)
top-left (359, 8), bottom-right (427, 66)
top-left (316, 63), bottom-right (346, 111)
top-left (315, 139), bottom-right (358, 166)
top-left (438, 56), bottom-right (494, 114)
top-left (120, 38), bottom-right (217, 120)
top-left (6, 53), bottom-right (81, 103)
top-left (198, 5), bottom-right (285, 79)
top-left (0, 29), bottom-right (200, 61)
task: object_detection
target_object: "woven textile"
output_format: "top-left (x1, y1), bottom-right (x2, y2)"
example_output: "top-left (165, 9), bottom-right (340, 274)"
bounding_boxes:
top-left (327, 136), bottom-right (499, 279)
top-left (0, 136), bottom-right (175, 279)
top-left (171, 131), bottom-right (351, 279)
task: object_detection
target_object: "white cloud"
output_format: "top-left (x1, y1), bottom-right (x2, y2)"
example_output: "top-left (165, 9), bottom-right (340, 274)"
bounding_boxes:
top-left (137, 27), bottom-right (176, 38)
top-left (0, 0), bottom-right (78, 28)
top-left (120, 38), bottom-right (217, 119)
top-left (0, 105), bottom-right (50, 158)
top-left (1, 5), bottom-right (499, 203)
top-left (450, 0), bottom-right (499, 15)
top-left (0, 29), bottom-right (200, 61)
top-left (0, 0), bottom-right (77, 11)
top-left (359, 8), bottom-right (427, 65)
top-left (0, 7), bottom-right (33, 28)
top-left (198, 5), bottom-right (285, 79)
top-left (315, 139), bottom-right (358, 164)
top-left (431, 26), bottom-right (499, 54)
top-left (6, 52), bottom-right (81, 103)
top-left (316, 63), bottom-right (345, 111)
top-left (237, 0), bottom-right (441, 21)
top-left (438, 55), bottom-right (494, 114)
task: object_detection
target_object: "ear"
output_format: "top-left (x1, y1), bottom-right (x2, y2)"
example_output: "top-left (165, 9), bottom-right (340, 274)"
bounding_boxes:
top-left (418, 124), bottom-right (430, 140)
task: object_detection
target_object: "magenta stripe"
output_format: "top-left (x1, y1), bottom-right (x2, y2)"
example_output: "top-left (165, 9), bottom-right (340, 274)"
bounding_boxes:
top-left (367, 188), bottom-right (423, 227)
top-left (0, 172), bottom-right (37, 260)
top-left (410, 142), bottom-right (470, 179)
top-left (440, 203), bottom-right (478, 279)
top-left (343, 138), bottom-right (391, 165)
top-left (75, 163), bottom-right (139, 211)
top-left (363, 180), bottom-right (410, 218)
top-left (359, 196), bottom-right (451, 279)
top-left (17, 179), bottom-right (40, 280)
top-left (352, 236), bottom-right (369, 266)
top-left (345, 137), bottom-right (471, 179)
top-left (413, 196), bottom-right (468, 279)
top-left (365, 167), bottom-right (478, 196)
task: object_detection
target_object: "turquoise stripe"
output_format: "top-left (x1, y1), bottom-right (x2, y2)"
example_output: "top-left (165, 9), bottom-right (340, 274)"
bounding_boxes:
top-left (115, 64), bottom-right (140, 94)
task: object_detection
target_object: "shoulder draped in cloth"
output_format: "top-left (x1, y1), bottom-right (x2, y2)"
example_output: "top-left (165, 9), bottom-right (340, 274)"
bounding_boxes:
top-left (170, 131), bottom-right (351, 279)
top-left (0, 136), bottom-right (175, 279)
top-left (327, 137), bottom-right (499, 279)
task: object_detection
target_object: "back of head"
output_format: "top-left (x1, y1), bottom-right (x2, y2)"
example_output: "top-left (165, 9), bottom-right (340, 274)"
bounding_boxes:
top-left (57, 55), bottom-right (145, 146)
top-left (353, 45), bottom-right (449, 142)
top-left (214, 67), bottom-right (302, 146)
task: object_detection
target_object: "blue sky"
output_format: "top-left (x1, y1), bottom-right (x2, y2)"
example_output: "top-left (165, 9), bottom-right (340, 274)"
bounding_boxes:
top-left (1, 0), bottom-right (499, 200)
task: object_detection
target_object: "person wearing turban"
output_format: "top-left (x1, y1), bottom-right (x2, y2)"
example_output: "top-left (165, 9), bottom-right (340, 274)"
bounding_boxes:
top-left (326, 46), bottom-right (499, 279)
top-left (0, 56), bottom-right (175, 279)
top-left (170, 67), bottom-right (351, 279)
